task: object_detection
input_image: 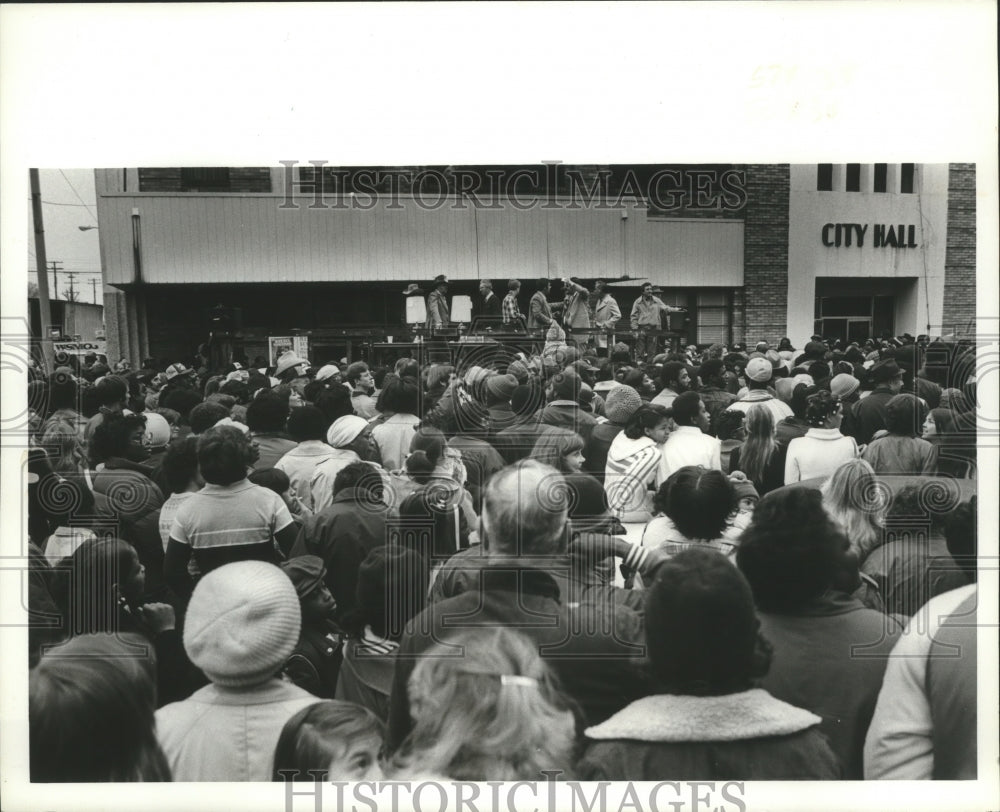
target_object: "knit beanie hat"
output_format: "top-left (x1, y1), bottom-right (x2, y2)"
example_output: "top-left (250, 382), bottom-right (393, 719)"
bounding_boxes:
top-left (327, 415), bottom-right (368, 448)
top-left (830, 373), bottom-right (861, 400)
top-left (183, 561), bottom-right (301, 688)
top-left (506, 360), bottom-right (530, 384)
top-left (485, 373), bottom-right (518, 401)
top-left (604, 384), bottom-right (642, 424)
top-left (644, 548), bottom-right (760, 695)
top-left (728, 471), bottom-right (759, 502)
top-left (550, 369), bottom-right (582, 401)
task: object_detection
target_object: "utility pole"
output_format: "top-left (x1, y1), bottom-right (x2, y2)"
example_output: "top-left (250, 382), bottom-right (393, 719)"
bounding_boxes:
top-left (30, 169), bottom-right (55, 371)
top-left (47, 260), bottom-right (64, 300)
top-left (90, 278), bottom-right (98, 303)
top-left (64, 271), bottom-right (79, 302)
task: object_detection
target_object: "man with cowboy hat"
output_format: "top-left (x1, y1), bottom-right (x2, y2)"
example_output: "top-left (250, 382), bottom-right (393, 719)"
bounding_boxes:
top-left (426, 275), bottom-right (450, 331)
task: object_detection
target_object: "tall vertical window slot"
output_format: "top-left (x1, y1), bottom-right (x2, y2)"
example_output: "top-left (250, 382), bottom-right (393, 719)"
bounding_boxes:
top-left (845, 163), bottom-right (861, 192)
top-left (873, 163), bottom-right (887, 193)
top-left (900, 163), bottom-right (915, 193)
top-left (817, 164), bottom-right (833, 191)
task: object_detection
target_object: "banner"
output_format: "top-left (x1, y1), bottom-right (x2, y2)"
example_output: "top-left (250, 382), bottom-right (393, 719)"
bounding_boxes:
top-left (268, 336), bottom-right (310, 366)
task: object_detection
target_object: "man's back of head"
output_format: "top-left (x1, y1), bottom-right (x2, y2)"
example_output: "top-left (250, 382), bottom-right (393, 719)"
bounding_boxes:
top-left (481, 460), bottom-right (567, 557)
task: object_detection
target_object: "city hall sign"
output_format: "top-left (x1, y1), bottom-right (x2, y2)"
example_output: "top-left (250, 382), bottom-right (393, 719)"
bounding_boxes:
top-left (821, 223), bottom-right (919, 248)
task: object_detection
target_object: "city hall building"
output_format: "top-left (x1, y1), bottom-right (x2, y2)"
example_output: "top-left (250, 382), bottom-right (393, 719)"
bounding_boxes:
top-left (95, 163), bottom-right (975, 367)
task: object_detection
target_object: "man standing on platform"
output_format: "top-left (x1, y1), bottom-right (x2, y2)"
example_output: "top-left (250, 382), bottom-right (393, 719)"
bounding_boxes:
top-left (502, 279), bottom-right (524, 328)
top-left (477, 279), bottom-right (502, 322)
top-left (630, 283), bottom-right (681, 363)
top-left (593, 279), bottom-right (621, 357)
top-left (528, 278), bottom-right (556, 331)
top-left (426, 275), bottom-right (450, 331)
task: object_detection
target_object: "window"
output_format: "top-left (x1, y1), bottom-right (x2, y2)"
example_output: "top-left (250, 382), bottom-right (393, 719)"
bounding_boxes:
top-left (181, 168), bottom-right (230, 191)
top-left (817, 164), bottom-right (833, 191)
top-left (900, 163), bottom-right (915, 193)
top-left (696, 292), bottom-right (729, 345)
top-left (845, 164), bottom-right (861, 192)
top-left (874, 163), bottom-right (887, 193)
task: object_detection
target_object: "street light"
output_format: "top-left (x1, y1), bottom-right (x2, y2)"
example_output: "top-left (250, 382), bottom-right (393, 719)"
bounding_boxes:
top-left (78, 225), bottom-right (98, 232)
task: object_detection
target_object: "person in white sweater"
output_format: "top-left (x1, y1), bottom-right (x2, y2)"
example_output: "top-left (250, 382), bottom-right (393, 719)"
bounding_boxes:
top-left (605, 404), bottom-right (671, 522)
top-left (784, 390), bottom-right (859, 484)
top-left (659, 391), bottom-right (722, 482)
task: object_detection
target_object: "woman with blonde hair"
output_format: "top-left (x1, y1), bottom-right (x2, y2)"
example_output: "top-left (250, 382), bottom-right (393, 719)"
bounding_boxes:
top-left (729, 404), bottom-right (784, 495)
top-left (821, 458), bottom-right (886, 561)
top-left (390, 627), bottom-right (577, 781)
top-left (40, 418), bottom-right (88, 476)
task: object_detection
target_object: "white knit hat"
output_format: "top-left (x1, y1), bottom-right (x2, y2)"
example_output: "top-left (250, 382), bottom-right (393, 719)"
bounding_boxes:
top-left (326, 415), bottom-right (368, 448)
top-left (183, 561), bottom-right (301, 688)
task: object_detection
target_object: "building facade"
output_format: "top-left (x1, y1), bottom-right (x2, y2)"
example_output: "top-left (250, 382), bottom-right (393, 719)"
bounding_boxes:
top-left (94, 164), bottom-right (974, 366)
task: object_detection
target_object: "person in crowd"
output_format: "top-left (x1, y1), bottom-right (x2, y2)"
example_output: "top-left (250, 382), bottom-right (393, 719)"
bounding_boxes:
top-left (859, 485), bottom-right (970, 617)
top-left (156, 561), bottom-right (317, 781)
top-left (423, 364), bottom-right (454, 415)
top-left (40, 417), bottom-right (87, 476)
top-left (604, 404), bottom-right (670, 522)
top-left (57, 537), bottom-right (198, 705)
top-left (592, 280), bottom-right (621, 356)
top-left (862, 393), bottom-right (938, 475)
top-left (165, 426), bottom-right (297, 600)
top-left (280, 555), bottom-right (344, 699)
top-left (370, 375), bottom-right (421, 470)
top-left (336, 546), bottom-right (429, 722)
top-left (532, 426), bottom-right (616, 535)
top-left (583, 383), bottom-right (641, 483)
top-left (188, 400), bottom-right (231, 436)
top-left (84, 375), bottom-right (129, 445)
top-left (389, 627), bottom-right (577, 781)
top-left (345, 361), bottom-right (378, 420)
top-left (539, 368), bottom-right (598, 442)
top-left (774, 382), bottom-right (815, 449)
top-left (157, 436), bottom-right (202, 554)
top-left (275, 405), bottom-right (340, 512)
top-left (528, 278), bottom-right (555, 330)
top-left (425, 274), bottom-right (450, 329)
top-left (310, 414), bottom-right (377, 513)
top-left (272, 701), bottom-right (385, 782)
top-left (246, 391), bottom-right (297, 470)
top-left (863, 578), bottom-right (977, 779)
top-left (40, 473), bottom-right (98, 566)
top-left (894, 342), bottom-right (942, 410)
top-left (160, 388), bottom-right (203, 442)
top-left (395, 426), bottom-right (475, 562)
top-left (639, 466), bottom-right (739, 564)
top-left (695, 359), bottom-right (737, 435)
top-left (562, 276), bottom-right (592, 334)
top-left (736, 487), bottom-right (904, 778)
top-left (729, 403), bottom-right (785, 496)
top-left (577, 548), bottom-right (841, 780)
top-left (659, 391), bottom-right (720, 479)
top-left (621, 367), bottom-right (656, 401)
top-left (650, 361), bottom-right (689, 409)
top-left (140, 411), bottom-right (173, 493)
top-left (442, 400), bottom-right (506, 512)
top-left (386, 460), bottom-right (661, 754)
top-left (852, 359), bottom-right (905, 445)
top-left (715, 408), bottom-right (746, 475)
top-left (820, 458), bottom-right (886, 562)
top-left (157, 362), bottom-right (200, 407)
top-left (482, 372), bottom-right (519, 433)
top-left (30, 632), bottom-right (172, 782)
top-left (728, 357), bottom-right (794, 425)
top-left (831, 372), bottom-right (863, 439)
top-left (313, 382), bottom-right (354, 427)
top-left (784, 390), bottom-right (859, 484)
top-left (249, 467), bottom-right (312, 525)
top-left (923, 404), bottom-right (975, 478)
top-left (502, 278), bottom-right (524, 327)
top-left (292, 461), bottom-right (390, 622)
top-left (41, 369), bottom-right (88, 441)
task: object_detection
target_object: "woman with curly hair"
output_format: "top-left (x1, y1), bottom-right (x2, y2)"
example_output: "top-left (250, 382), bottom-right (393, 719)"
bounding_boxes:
top-left (389, 627), bottom-right (577, 781)
top-left (783, 390), bottom-right (859, 484)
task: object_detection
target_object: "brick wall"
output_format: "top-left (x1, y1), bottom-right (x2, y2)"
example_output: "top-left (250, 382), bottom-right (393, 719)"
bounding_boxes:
top-left (738, 165), bottom-right (790, 345)
top-left (941, 164), bottom-right (976, 337)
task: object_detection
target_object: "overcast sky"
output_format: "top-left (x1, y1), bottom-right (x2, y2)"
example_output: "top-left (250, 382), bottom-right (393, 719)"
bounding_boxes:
top-left (27, 168), bottom-right (102, 304)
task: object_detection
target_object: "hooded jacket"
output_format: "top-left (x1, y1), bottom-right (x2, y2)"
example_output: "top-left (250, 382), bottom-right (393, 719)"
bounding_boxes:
top-left (604, 434), bottom-right (661, 522)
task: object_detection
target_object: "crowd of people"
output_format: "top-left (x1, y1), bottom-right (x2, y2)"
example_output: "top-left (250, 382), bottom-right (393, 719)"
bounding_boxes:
top-left (24, 328), bottom-right (979, 783)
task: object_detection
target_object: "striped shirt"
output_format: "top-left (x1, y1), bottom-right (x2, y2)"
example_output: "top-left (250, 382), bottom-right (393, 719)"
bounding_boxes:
top-left (604, 435), bottom-right (662, 520)
top-left (169, 479), bottom-right (293, 573)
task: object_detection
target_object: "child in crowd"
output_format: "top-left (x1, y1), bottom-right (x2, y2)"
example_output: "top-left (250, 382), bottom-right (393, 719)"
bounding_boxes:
top-left (281, 555), bottom-right (344, 699)
top-left (272, 701), bottom-right (385, 782)
top-left (249, 466), bottom-right (313, 524)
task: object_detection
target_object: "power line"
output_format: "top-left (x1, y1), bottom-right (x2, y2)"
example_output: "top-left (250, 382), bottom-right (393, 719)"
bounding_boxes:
top-left (34, 199), bottom-right (94, 207)
top-left (58, 170), bottom-right (99, 223)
